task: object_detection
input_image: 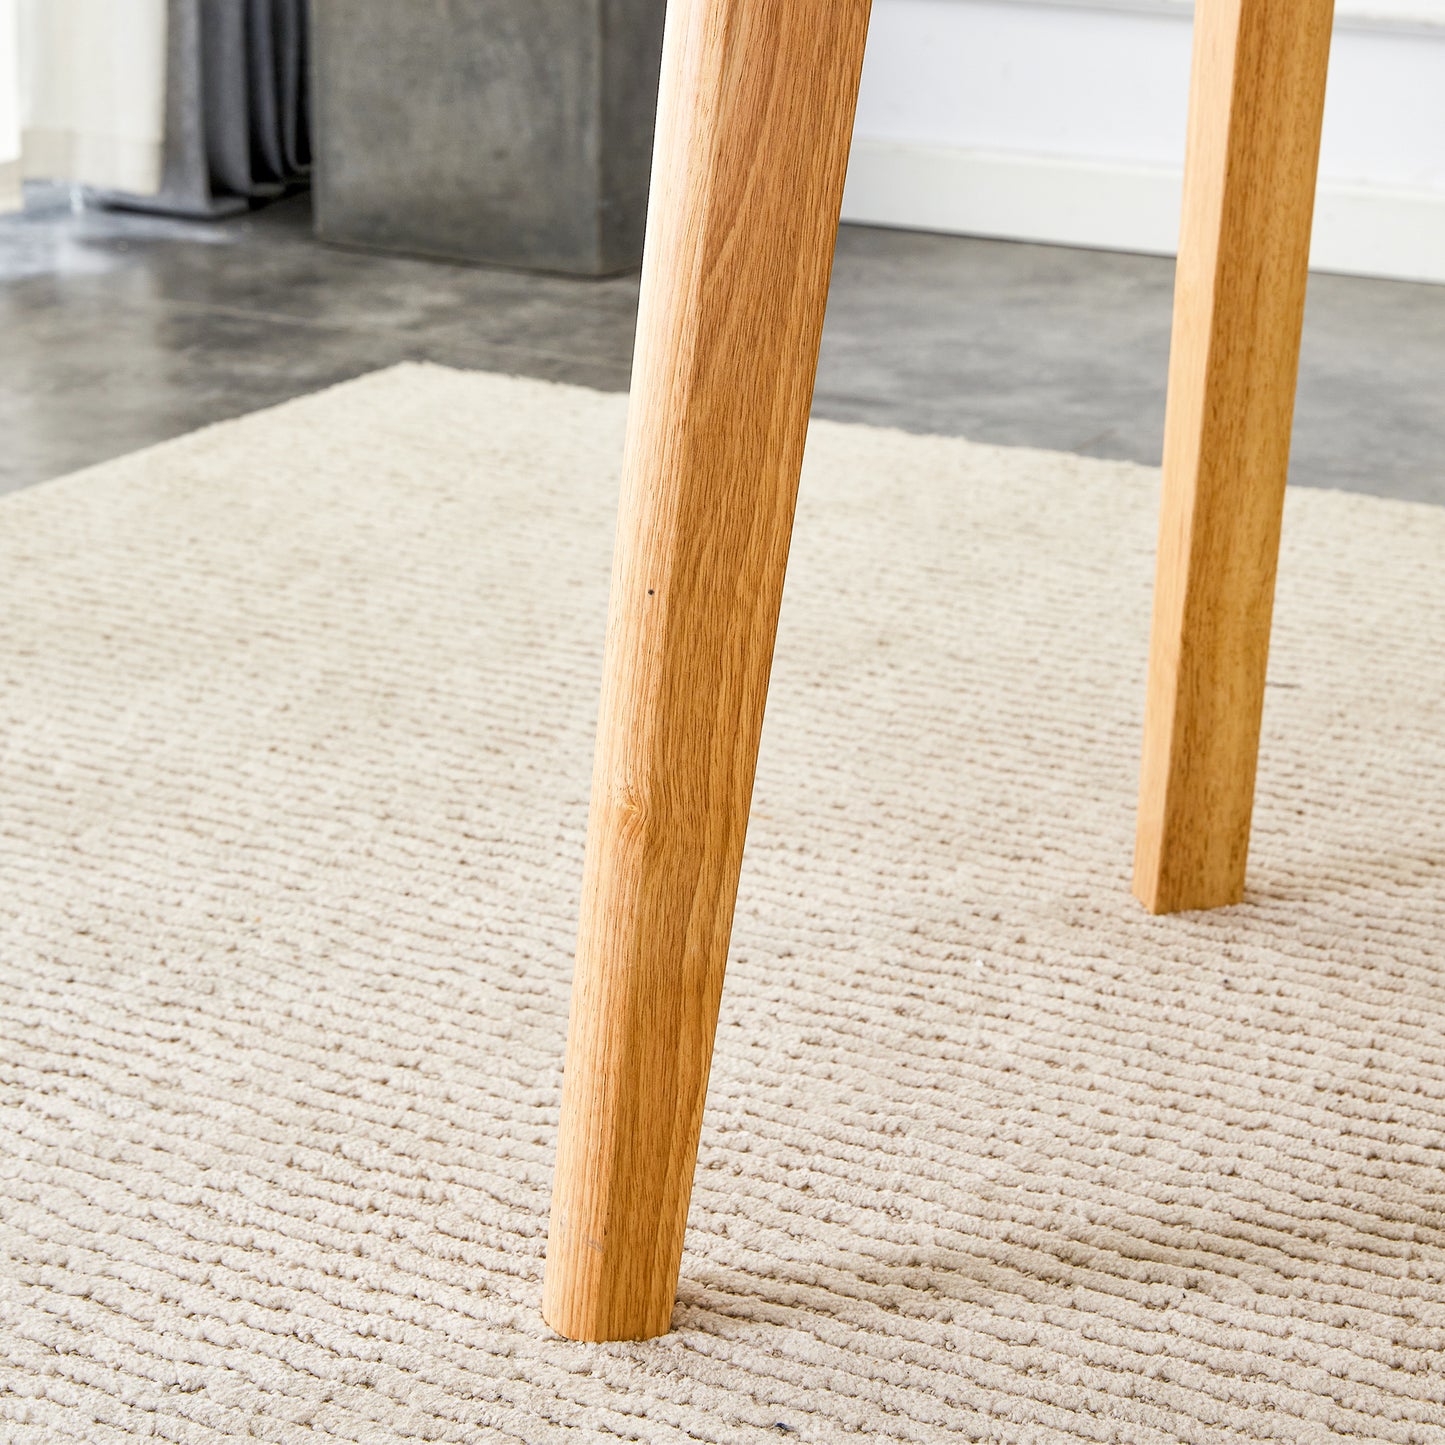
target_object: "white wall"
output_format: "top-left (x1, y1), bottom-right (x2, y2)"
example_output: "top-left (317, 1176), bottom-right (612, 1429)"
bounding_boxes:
top-left (17, 0), bottom-right (166, 195)
top-left (0, 0), bottom-right (166, 209)
top-left (0, 0), bottom-right (20, 211)
top-left (842, 0), bottom-right (1445, 283)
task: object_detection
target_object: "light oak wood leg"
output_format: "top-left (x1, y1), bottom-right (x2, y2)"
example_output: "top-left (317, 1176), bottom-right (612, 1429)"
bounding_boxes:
top-left (1134, 0), bottom-right (1334, 914)
top-left (543, 0), bottom-right (871, 1342)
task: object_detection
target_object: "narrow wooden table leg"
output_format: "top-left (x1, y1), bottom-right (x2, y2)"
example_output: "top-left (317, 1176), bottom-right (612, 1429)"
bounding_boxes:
top-left (543, 0), bottom-right (872, 1342)
top-left (1134, 0), bottom-right (1334, 914)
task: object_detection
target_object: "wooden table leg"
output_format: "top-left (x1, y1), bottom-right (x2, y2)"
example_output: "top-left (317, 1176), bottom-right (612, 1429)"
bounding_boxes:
top-left (1134, 0), bottom-right (1335, 914)
top-left (543, 0), bottom-right (872, 1342)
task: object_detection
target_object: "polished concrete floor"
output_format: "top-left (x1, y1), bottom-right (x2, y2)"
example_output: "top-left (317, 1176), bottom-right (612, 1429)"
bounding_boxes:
top-left (3, 186), bottom-right (1443, 503)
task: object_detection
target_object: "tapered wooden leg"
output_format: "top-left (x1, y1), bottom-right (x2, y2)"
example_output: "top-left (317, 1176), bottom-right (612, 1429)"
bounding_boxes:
top-left (543, 0), bottom-right (871, 1342)
top-left (1134, 0), bottom-right (1334, 914)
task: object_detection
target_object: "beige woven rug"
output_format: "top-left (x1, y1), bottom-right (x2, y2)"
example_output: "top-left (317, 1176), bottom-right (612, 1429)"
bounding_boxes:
top-left (3, 364), bottom-right (1443, 1443)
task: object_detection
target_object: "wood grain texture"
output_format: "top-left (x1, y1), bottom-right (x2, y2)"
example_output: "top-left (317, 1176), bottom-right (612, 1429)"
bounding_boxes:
top-left (1134, 0), bottom-right (1334, 914)
top-left (543, 0), bottom-right (872, 1342)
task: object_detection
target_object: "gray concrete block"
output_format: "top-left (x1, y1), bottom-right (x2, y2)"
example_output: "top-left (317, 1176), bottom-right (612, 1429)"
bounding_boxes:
top-left (310, 0), bottom-right (664, 276)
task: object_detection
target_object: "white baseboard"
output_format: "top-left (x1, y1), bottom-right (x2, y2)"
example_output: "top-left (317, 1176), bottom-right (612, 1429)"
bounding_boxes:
top-left (19, 128), bottom-right (163, 200)
top-left (0, 158), bottom-right (20, 215)
top-left (1003, 0), bottom-right (1445, 38)
top-left (840, 138), bottom-right (1445, 286)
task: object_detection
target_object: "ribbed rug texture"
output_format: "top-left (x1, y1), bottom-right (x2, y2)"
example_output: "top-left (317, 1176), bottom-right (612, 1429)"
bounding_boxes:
top-left (3, 364), bottom-right (1443, 1443)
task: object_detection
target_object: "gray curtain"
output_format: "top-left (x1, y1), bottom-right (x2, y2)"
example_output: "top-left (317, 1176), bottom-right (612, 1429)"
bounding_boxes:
top-left (101, 0), bottom-right (311, 218)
